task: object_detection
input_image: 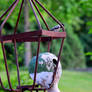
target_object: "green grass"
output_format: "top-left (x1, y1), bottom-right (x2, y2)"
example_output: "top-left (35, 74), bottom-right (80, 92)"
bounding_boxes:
top-left (59, 71), bottom-right (92, 92)
top-left (0, 70), bottom-right (92, 92)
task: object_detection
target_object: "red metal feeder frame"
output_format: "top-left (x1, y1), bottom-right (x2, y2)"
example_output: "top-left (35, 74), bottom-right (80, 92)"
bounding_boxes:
top-left (0, 0), bottom-right (66, 92)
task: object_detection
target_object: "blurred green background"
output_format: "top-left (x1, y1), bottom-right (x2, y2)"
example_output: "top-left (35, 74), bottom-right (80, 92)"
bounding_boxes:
top-left (0, 0), bottom-right (92, 92)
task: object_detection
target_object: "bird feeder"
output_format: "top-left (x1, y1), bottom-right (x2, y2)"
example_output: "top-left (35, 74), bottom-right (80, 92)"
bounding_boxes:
top-left (0, 0), bottom-right (66, 92)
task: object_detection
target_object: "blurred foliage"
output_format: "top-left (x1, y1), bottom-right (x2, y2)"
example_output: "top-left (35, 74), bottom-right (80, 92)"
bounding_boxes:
top-left (62, 28), bottom-right (85, 69)
top-left (0, 0), bottom-right (92, 70)
top-left (74, 0), bottom-right (92, 67)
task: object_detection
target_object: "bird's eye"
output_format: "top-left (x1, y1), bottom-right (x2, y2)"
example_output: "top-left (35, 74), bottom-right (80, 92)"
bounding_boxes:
top-left (53, 59), bottom-right (57, 65)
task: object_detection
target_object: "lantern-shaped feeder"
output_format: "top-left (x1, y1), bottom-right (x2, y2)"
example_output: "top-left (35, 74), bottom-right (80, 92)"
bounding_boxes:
top-left (0, 0), bottom-right (66, 92)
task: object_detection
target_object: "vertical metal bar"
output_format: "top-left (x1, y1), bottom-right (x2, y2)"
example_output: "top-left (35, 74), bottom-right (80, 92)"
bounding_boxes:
top-left (51, 38), bottom-right (65, 87)
top-left (48, 42), bottom-right (50, 52)
top-left (29, 0), bottom-right (42, 30)
top-left (0, 77), bottom-right (5, 90)
top-left (14, 0), bottom-right (24, 35)
top-left (0, 0), bottom-right (19, 34)
top-left (31, 0), bottom-right (50, 30)
top-left (35, 0), bottom-right (65, 32)
top-left (1, 42), bottom-right (12, 89)
top-left (47, 39), bottom-right (51, 52)
top-left (31, 0), bottom-right (52, 53)
top-left (33, 37), bottom-right (41, 88)
top-left (0, 77), bottom-right (12, 91)
top-left (13, 39), bottom-right (20, 86)
top-left (57, 38), bottom-right (65, 64)
top-left (0, 0), bottom-right (17, 20)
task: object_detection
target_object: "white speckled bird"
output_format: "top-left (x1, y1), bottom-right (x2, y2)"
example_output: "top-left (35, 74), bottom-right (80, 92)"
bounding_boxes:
top-left (29, 52), bottom-right (62, 92)
top-left (50, 25), bottom-right (61, 32)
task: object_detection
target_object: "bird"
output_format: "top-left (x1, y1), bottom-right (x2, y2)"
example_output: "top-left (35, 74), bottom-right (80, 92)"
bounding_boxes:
top-left (50, 25), bottom-right (61, 32)
top-left (29, 52), bottom-right (62, 92)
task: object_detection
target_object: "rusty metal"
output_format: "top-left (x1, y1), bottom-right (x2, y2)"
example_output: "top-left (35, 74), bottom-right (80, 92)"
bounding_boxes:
top-left (30, 0), bottom-right (52, 52)
top-left (0, 77), bottom-right (21, 92)
top-left (35, 0), bottom-right (65, 32)
top-left (0, 77), bottom-right (11, 91)
top-left (1, 41), bottom-right (13, 90)
top-left (0, 35), bottom-right (65, 43)
top-left (14, 0), bottom-right (24, 35)
top-left (0, 36), bottom-right (63, 43)
top-left (33, 37), bottom-right (41, 88)
top-left (29, 0), bottom-right (42, 30)
top-left (0, 0), bottom-right (17, 20)
top-left (0, 31), bottom-right (66, 42)
top-left (0, 0), bottom-right (19, 35)
top-left (31, 0), bottom-right (50, 30)
top-left (47, 40), bottom-right (51, 52)
top-left (13, 39), bottom-right (20, 86)
top-left (0, 0), bottom-right (66, 91)
top-left (50, 38), bottom-right (65, 88)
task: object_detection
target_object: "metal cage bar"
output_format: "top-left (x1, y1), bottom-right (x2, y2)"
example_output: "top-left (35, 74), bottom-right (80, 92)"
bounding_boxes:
top-left (31, 0), bottom-right (50, 30)
top-left (0, 77), bottom-right (21, 92)
top-left (0, 77), bottom-right (11, 91)
top-left (1, 42), bottom-right (12, 89)
top-left (31, 0), bottom-right (52, 52)
top-left (29, 0), bottom-right (42, 30)
top-left (0, 0), bottom-right (17, 20)
top-left (13, 39), bottom-right (20, 86)
top-left (0, 0), bottom-right (19, 35)
top-left (0, 0), bottom-right (66, 91)
top-left (33, 37), bottom-right (41, 88)
top-left (51, 38), bottom-right (65, 88)
top-left (35, 0), bottom-right (65, 32)
top-left (14, 0), bottom-right (24, 35)
top-left (47, 38), bottom-right (52, 52)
